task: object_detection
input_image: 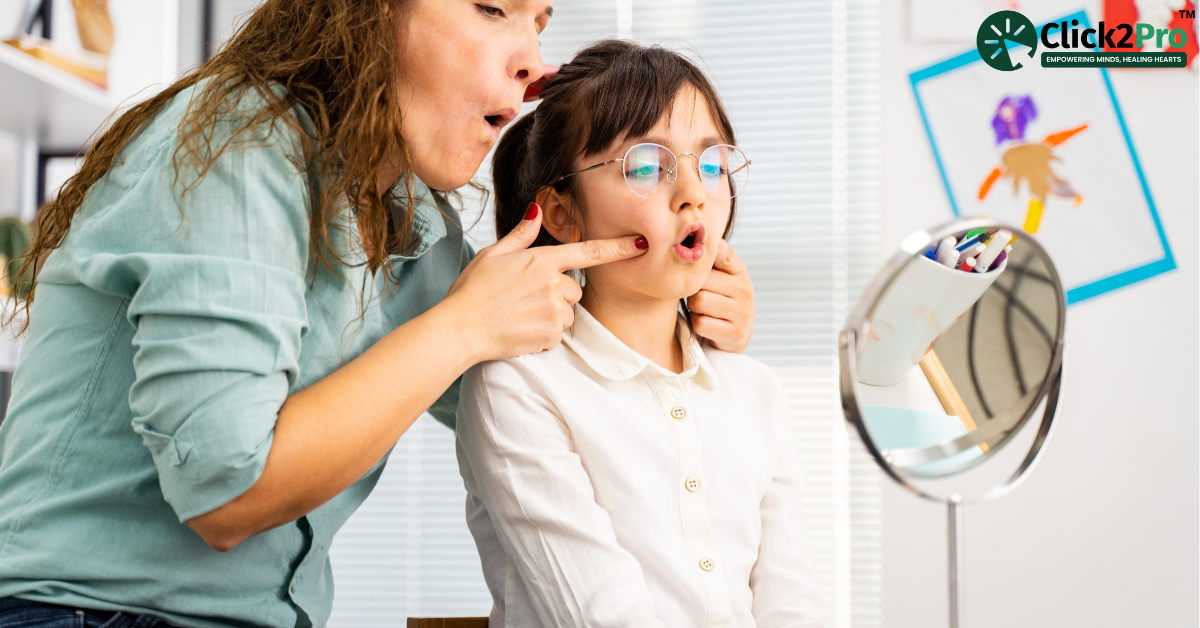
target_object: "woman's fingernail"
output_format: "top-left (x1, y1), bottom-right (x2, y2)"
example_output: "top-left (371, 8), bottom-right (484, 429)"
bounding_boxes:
top-left (525, 203), bottom-right (539, 221)
top-left (634, 236), bottom-right (648, 250)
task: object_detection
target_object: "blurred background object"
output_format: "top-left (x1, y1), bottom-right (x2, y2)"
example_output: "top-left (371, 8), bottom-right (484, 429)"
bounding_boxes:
top-left (0, 2), bottom-right (35, 40)
top-left (0, 0), bottom-right (180, 220)
top-left (3, 0), bottom-right (113, 87)
top-left (3, 0), bottom-right (112, 88)
top-left (3, 34), bottom-right (107, 87)
top-left (0, 216), bottom-right (33, 299)
top-left (1104, 0), bottom-right (1197, 64)
top-left (72, 0), bottom-right (113, 55)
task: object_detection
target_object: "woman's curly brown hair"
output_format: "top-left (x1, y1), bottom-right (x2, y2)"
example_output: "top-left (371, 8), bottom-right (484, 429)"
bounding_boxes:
top-left (10, 0), bottom-right (415, 333)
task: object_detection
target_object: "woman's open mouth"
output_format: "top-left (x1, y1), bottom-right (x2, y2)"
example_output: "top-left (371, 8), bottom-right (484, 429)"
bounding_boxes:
top-left (483, 108), bottom-right (518, 140)
top-left (673, 222), bottom-right (706, 262)
top-left (483, 115), bottom-right (502, 140)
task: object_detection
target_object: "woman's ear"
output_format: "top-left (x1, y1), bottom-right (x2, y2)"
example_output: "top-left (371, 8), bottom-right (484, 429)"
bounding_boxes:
top-left (538, 186), bottom-right (583, 244)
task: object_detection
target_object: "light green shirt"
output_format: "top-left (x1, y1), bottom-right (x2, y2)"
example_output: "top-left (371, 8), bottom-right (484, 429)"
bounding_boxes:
top-left (0, 79), bottom-right (473, 628)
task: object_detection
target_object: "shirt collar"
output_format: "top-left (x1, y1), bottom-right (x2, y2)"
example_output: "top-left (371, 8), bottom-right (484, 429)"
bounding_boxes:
top-left (386, 177), bottom-right (447, 261)
top-left (346, 177), bottom-right (449, 268)
top-left (562, 303), bottom-right (719, 388)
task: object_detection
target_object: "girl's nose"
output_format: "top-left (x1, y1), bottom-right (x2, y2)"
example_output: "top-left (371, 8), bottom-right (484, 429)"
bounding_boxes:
top-left (671, 154), bottom-right (707, 211)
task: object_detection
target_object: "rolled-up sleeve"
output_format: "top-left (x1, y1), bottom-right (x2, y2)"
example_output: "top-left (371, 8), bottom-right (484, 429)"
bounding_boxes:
top-left (66, 107), bottom-right (313, 522)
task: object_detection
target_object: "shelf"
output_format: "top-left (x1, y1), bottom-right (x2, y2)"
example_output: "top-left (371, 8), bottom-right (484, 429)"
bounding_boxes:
top-left (0, 41), bottom-right (119, 151)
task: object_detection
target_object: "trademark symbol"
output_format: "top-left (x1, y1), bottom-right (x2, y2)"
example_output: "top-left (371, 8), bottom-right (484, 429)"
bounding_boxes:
top-left (1180, 9), bottom-right (1196, 18)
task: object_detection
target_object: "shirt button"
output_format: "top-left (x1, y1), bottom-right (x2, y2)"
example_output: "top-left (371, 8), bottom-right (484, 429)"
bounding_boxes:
top-left (685, 477), bottom-right (701, 492)
top-left (699, 557), bottom-right (715, 572)
top-left (670, 406), bottom-right (687, 419)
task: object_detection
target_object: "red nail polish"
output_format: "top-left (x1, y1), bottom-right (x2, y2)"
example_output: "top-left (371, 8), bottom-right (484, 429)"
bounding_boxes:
top-left (524, 203), bottom-right (539, 221)
top-left (634, 236), bottom-right (648, 250)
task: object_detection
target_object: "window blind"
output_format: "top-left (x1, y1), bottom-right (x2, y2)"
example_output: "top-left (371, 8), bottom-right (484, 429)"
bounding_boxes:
top-left (323, 1), bottom-right (884, 625)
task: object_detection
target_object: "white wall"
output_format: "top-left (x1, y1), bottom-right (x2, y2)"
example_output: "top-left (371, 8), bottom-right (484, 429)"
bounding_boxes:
top-left (878, 2), bottom-right (1199, 627)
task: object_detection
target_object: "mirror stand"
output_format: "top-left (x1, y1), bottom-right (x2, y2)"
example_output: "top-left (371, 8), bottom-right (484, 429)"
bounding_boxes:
top-left (839, 219), bottom-right (1067, 628)
top-left (948, 494), bottom-right (963, 628)
top-left (843, 324), bottom-right (1063, 628)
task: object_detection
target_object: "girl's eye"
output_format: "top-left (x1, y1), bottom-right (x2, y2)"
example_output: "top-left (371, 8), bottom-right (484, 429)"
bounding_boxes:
top-left (631, 165), bottom-right (658, 177)
top-left (475, 4), bottom-right (505, 18)
top-left (701, 164), bottom-right (722, 178)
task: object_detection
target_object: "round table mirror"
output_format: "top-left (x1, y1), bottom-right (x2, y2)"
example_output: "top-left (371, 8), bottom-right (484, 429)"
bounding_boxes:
top-left (838, 218), bottom-right (1066, 628)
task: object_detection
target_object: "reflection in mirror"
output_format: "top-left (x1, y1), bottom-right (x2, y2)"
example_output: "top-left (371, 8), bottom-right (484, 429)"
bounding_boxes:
top-left (853, 226), bottom-right (1063, 478)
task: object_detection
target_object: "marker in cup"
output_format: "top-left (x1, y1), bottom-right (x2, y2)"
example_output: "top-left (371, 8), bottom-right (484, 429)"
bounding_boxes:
top-left (958, 242), bottom-right (985, 261)
top-left (975, 229), bottom-right (1012, 272)
top-left (954, 235), bottom-right (982, 252)
top-left (934, 236), bottom-right (958, 266)
top-left (991, 245), bottom-right (1012, 268)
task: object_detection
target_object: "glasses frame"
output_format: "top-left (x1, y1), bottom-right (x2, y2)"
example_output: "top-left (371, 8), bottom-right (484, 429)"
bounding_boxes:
top-left (552, 142), bottom-right (752, 199)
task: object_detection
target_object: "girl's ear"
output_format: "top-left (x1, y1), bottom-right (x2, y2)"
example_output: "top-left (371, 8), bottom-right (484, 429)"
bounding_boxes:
top-left (537, 186), bottom-right (583, 244)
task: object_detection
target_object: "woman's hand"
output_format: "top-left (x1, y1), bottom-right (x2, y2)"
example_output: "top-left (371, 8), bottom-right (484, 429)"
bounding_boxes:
top-left (687, 239), bottom-right (756, 353)
top-left (440, 204), bottom-right (648, 362)
top-left (186, 203), bottom-right (644, 552)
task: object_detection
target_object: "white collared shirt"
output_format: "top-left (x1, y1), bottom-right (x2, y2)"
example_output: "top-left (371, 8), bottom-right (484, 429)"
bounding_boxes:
top-left (455, 304), bottom-right (829, 628)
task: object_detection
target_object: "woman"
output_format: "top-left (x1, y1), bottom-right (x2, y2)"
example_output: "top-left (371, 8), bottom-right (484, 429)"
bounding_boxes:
top-left (0, 1), bottom-right (755, 627)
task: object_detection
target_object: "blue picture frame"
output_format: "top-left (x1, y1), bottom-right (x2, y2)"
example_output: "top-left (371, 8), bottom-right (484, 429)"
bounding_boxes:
top-left (909, 9), bottom-right (1176, 305)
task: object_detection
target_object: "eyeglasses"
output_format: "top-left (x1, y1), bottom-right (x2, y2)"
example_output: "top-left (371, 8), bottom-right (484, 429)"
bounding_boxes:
top-left (553, 143), bottom-right (752, 199)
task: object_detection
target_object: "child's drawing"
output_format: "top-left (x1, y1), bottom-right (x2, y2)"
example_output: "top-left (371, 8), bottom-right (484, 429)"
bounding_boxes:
top-left (910, 10), bottom-right (1175, 304)
top-left (977, 95), bottom-right (1088, 233)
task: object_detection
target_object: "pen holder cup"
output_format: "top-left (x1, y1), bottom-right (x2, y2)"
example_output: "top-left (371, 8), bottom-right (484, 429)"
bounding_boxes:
top-left (857, 254), bottom-right (1007, 386)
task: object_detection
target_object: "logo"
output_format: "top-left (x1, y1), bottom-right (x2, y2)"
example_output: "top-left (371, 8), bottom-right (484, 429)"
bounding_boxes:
top-left (977, 11), bottom-right (1038, 71)
top-left (977, 10), bottom-right (1192, 69)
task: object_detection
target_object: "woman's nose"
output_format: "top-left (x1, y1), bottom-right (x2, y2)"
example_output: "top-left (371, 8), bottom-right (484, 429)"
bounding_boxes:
top-left (511, 26), bottom-right (543, 86)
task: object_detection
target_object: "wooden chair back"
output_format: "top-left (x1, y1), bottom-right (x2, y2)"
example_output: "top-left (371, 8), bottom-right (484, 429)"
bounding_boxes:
top-left (405, 618), bottom-right (488, 628)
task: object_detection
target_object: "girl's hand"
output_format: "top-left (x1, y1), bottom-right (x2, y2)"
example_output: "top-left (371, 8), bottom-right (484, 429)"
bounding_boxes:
top-left (442, 204), bottom-right (648, 363)
top-left (688, 239), bottom-right (756, 353)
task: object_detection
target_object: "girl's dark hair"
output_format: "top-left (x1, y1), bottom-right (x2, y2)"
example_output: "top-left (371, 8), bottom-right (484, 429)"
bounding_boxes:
top-left (492, 40), bottom-right (738, 246)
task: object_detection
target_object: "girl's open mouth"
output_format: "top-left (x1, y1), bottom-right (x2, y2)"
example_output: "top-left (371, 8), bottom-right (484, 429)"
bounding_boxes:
top-left (673, 222), bottom-right (706, 262)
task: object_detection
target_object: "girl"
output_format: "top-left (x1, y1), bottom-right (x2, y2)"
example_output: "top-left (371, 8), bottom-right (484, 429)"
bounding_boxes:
top-left (457, 40), bottom-right (828, 628)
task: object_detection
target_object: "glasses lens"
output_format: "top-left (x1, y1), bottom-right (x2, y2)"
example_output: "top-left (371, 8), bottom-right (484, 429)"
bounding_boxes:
top-left (699, 145), bottom-right (750, 198)
top-left (624, 144), bottom-right (675, 198)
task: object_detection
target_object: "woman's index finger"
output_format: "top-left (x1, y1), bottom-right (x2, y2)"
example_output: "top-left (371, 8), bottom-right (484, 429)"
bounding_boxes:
top-left (551, 236), bottom-right (647, 271)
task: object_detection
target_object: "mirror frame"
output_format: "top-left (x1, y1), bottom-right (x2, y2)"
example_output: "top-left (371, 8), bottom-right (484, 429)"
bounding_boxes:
top-left (838, 218), bottom-right (1066, 504)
